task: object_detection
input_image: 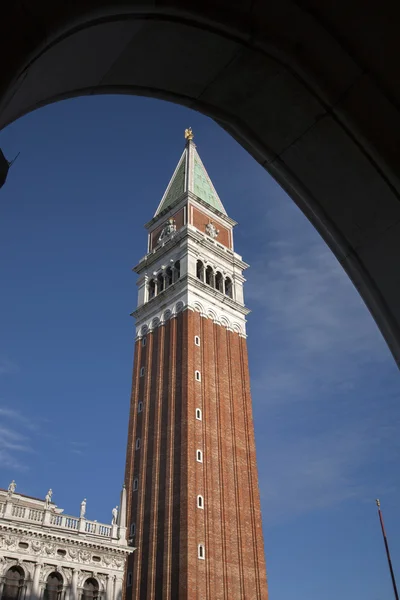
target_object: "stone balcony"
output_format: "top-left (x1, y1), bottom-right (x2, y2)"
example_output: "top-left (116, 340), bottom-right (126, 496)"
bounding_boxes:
top-left (0, 489), bottom-right (127, 547)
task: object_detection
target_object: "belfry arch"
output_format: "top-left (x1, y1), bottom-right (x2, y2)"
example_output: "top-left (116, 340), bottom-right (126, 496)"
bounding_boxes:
top-left (1, 1), bottom-right (400, 366)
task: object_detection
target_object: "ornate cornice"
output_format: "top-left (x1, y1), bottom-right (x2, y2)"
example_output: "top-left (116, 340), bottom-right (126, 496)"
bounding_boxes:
top-left (0, 524), bottom-right (132, 556)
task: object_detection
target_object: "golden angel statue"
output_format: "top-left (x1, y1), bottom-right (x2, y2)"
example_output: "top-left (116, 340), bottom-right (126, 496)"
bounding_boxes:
top-left (184, 127), bottom-right (194, 140)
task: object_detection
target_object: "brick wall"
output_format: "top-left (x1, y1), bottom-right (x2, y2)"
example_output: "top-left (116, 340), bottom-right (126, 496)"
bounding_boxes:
top-left (190, 205), bottom-right (232, 249)
top-left (124, 310), bottom-right (268, 599)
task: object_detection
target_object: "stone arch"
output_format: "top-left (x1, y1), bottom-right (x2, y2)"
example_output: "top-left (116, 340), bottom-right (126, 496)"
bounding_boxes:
top-left (232, 323), bottom-right (243, 335)
top-left (140, 325), bottom-right (148, 336)
top-left (196, 260), bottom-right (205, 281)
top-left (220, 315), bottom-right (231, 329)
top-left (206, 308), bottom-right (217, 322)
top-left (175, 301), bottom-right (184, 313)
top-left (82, 577), bottom-right (100, 600)
top-left (193, 301), bottom-right (205, 314)
top-left (0, 4), bottom-right (400, 363)
top-left (0, 562), bottom-right (29, 580)
top-left (151, 317), bottom-right (160, 329)
top-left (43, 571), bottom-right (64, 600)
top-left (225, 277), bottom-right (233, 299)
top-left (2, 565), bottom-right (26, 600)
top-left (163, 309), bottom-right (172, 321)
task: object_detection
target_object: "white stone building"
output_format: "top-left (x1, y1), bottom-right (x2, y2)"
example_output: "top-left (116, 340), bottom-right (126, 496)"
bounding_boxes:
top-left (0, 482), bottom-right (133, 600)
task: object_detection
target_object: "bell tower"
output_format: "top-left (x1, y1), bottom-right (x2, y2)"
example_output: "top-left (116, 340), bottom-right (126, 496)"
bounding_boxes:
top-left (124, 129), bottom-right (268, 599)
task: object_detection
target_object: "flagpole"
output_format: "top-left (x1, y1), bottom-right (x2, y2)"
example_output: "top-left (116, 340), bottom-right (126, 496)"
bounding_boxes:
top-left (376, 499), bottom-right (399, 600)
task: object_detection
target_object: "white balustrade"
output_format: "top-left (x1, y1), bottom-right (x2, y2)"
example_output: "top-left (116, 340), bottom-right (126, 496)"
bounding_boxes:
top-left (50, 514), bottom-right (64, 526)
top-left (85, 521), bottom-right (97, 534)
top-left (28, 508), bottom-right (44, 522)
top-left (12, 505), bottom-right (26, 518)
top-left (1, 495), bottom-right (117, 542)
top-left (64, 517), bottom-right (79, 530)
top-left (98, 525), bottom-right (111, 537)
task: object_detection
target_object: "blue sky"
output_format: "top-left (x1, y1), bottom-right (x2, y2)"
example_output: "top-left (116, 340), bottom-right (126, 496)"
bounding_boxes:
top-left (1, 95), bottom-right (400, 599)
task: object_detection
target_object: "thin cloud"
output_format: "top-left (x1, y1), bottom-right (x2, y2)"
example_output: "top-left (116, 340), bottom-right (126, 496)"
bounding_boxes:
top-left (70, 441), bottom-right (88, 455)
top-left (247, 194), bottom-right (400, 524)
top-left (0, 406), bottom-right (38, 470)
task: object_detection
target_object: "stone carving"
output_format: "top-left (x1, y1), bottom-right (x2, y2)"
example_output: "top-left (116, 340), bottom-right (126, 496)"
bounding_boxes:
top-left (7, 480), bottom-right (16, 495)
top-left (158, 218), bottom-right (176, 243)
top-left (79, 550), bottom-right (90, 563)
top-left (4, 535), bottom-right (16, 549)
top-left (80, 499), bottom-right (86, 519)
top-left (113, 558), bottom-right (123, 568)
top-left (45, 489), bottom-right (53, 507)
top-left (111, 506), bottom-right (118, 525)
top-left (31, 540), bottom-right (42, 554)
top-left (102, 555), bottom-right (112, 566)
top-left (68, 548), bottom-right (78, 560)
top-left (44, 542), bottom-right (55, 555)
top-left (205, 222), bottom-right (219, 239)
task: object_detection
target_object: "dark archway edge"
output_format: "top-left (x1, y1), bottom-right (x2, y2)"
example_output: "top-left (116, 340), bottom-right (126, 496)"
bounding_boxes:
top-left (1, 1), bottom-right (400, 365)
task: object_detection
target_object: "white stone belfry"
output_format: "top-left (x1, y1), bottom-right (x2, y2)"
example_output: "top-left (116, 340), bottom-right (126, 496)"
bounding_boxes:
top-left (132, 133), bottom-right (250, 340)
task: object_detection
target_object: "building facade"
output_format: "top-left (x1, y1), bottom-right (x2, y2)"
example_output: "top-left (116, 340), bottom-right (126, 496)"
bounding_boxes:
top-left (0, 483), bottom-right (133, 600)
top-left (124, 130), bottom-right (268, 599)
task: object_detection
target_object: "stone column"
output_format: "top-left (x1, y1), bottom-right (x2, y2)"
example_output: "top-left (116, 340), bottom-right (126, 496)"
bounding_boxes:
top-left (71, 569), bottom-right (79, 600)
top-left (78, 516), bottom-right (86, 533)
top-left (114, 576), bottom-right (123, 600)
top-left (0, 578), bottom-right (5, 600)
top-left (32, 562), bottom-right (42, 600)
top-left (42, 508), bottom-right (51, 526)
top-left (4, 499), bottom-right (13, 518)
top-left (117, 484), bottom-right (127, 544)
top-left (105, 576), bottom-right (113, 600)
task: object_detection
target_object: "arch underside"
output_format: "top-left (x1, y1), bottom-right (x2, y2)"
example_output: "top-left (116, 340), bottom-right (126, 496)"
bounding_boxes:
top-left (1, 1), bottom-right (400, 365)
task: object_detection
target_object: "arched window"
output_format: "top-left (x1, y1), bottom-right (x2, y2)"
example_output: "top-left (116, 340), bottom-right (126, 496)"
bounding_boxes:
top-left (196, 260), bottom-right (204, 281)
top-left (138, 401), bottom-right (143, 413)
top-left (225, 277), bottom-right (233, 299)
top-left (198, 544), bottom-right (205, 560)
top-left (43, 572), bottom-right (63, 600)
top-left (196, 408), bottom-right (202, 420)
top-left (197, 495), bottom-right (204, 509)
top-left (82, 578), bottom-right (99, 600)
top-left (174, 260), bottom-right (181, 279)
top-left (166, 267), bottom-right (173, 287)
top-left (133, 478), bottom-right (138, 491)
top-left (157, 273), bottom-right (164, 293)
top-left (149, 279), bottom-right (156, 300)
top-left (136, 438), bottom-right (141, 450)
top-left (2, 566), bottom-right (25, 600)
top-left (196, 449), bottom-right (203, 463)
top-left (205, 265), bottom-right (214, 286)
top-left (215, 271), bottom-right (224, 293)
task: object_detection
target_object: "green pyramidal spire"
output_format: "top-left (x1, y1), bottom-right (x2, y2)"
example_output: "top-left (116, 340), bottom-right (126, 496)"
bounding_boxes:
top-left (154, 129), bottom-right (227, 217)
